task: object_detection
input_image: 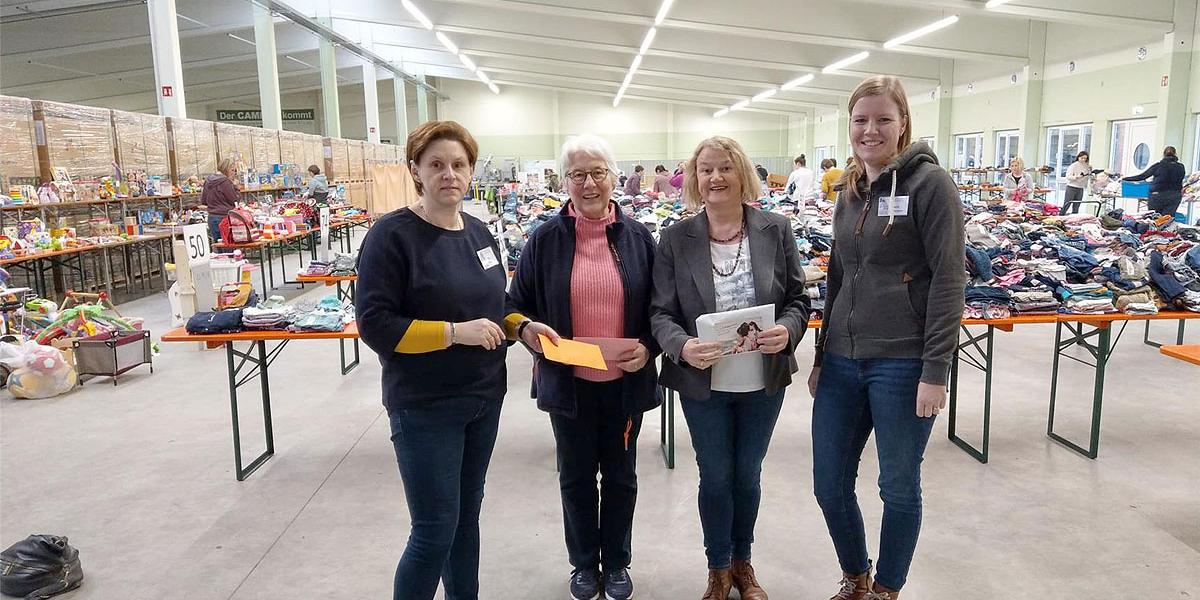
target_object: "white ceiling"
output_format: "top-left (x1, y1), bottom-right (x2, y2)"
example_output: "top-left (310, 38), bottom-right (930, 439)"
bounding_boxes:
top-left (0, 0), bottom-right (1177, 116)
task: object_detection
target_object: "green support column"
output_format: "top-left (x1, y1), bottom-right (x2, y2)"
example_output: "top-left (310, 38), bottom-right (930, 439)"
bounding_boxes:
top-left (935, 59), bottom-right (954, 167)
top-left (836, 108), bottom-right (850, 163)
top-left (1018, 21), bottom-right (1047, 167)
top-left (1155, 0), bottom-right (1196, 151)
top-left (317, 16), bottom-right (341, 138)
top-left (416, 74), bottom-right (429, 125)
top-left (805, 111), bottom-right (816, 160)
top-left (393, 76), bottom-right (410, 143)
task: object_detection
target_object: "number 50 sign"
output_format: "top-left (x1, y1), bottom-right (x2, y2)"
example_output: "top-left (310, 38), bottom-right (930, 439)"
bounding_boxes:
top-left (181, 223), bottom-right (211, 266)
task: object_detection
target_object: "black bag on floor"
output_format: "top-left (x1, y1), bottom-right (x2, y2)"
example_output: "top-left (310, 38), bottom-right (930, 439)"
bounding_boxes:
top-left (0, 535), bottom-right (83, 599)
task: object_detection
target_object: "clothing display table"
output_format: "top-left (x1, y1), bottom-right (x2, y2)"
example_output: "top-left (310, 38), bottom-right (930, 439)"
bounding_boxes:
top-left (214, 230), bottom-right (317, 299)
top-left (160, 323), bottom-right (360, 480)
top-left (1159, 344), bottom-right (1200, 366)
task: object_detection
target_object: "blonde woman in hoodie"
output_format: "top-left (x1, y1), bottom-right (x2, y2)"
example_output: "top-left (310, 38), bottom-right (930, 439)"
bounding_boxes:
top-left (807, 76), bottom-right (965, 600)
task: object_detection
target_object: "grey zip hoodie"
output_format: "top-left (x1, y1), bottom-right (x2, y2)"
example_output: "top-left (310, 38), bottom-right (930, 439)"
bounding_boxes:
top-left (815, 142), bottom-right (965, 385)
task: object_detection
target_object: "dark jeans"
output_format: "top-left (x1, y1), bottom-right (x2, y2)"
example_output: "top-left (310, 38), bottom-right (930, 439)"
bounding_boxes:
top-left (680, 388), bottom-right (785, 569)
top-left (549, 378), bottom-right (643, 572)
top-left (1149, 190), bottom-right (1183, 218)
top-left (812, 353), bottom-right (935, 591)
top-left (1063, 186), bottom-right (1085, 214)
top-left (388, 396), bottom-right (502, 600)
top-left (208, 214), bottom-right (225, 242)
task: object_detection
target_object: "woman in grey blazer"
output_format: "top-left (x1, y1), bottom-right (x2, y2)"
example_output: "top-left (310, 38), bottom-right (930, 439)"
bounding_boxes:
top-left (650, 136), bottom-right (810, 600)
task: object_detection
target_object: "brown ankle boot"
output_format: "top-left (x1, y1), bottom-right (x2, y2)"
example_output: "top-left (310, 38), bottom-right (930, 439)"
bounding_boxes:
top-left (864, 582), bottom-right (900, 600)
top-left (701, 568), bottom-right (733, 600)
top-left (731, 559), bottom-right (767, 600)
top-left (829, 570), bottom-right (871, 600)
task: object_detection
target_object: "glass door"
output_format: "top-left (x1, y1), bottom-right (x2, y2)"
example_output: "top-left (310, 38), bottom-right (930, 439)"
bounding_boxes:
top-left (1044, 124), bottom-right (1093, 191)
top-left (953, 133), bottom-right (983, 169)
top-left (1110, 119), bottom-right (1157, 178)
top-left (995, 130), bottom-right (1020, 168)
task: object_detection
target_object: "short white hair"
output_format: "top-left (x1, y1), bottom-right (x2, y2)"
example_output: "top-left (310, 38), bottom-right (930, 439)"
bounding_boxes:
top-left (558, 134), bottom-right (619, 184)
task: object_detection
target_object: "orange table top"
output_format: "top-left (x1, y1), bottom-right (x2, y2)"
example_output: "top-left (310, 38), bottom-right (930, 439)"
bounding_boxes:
top-left (295, 275), bottom-right (357, 284)
top-left (160, 322), bottom-right (358, 343)
top-left (213, 230), bottom-right (312, 250)
top-left (807, 312), bottom-right (1199, 330)
top-left (0, 233), bottom-right (173, 266)
top-left (1160, 344), bottom-right (1200, 366)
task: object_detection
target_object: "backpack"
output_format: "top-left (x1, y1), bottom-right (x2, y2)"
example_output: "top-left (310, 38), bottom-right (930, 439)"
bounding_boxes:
top-left (220, 209), bottom-right (260, 245)
top-left (0, 535), bottom-right (83, 599)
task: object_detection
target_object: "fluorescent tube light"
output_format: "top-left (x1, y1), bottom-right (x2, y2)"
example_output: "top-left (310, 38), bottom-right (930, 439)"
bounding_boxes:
top-left (476, 70), bottom-right (491, 85)
top-left (630, 54), bottom-right (643, 73)
top-left (654, 0), bottom-right (675, 25)
top-left (435, 31), bottom-right (458, 54)
top-left (639, 28), bottom-right (657, 55)
top-left (488, 83), bottom-right (500, 94)
top-left (713, 107), bottom-right (729, 118)
top-left (985, 0), bottom-right (1013, 7)
top-left (401, 0), bottom-right (434, 30)
top-left (227, 33), bottom-right (256, 46)
top-left (781, 74), bottom-right (815, 90)
top-left (822, 51), bottom-right (870, 74)
top-left (459, 54), bottom-right (476, 71)
top-left (285, 55), bottom-right (317, 70)
top-left (752, 88), bottom-right (778, 102)
top-left (731, 99), bottom-right (750, 111)
top-left (883, 15), bottom-right (959, 49)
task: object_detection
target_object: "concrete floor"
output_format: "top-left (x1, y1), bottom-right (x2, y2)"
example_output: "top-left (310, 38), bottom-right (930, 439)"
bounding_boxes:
top-left (2, 216), bottom-right (1199, 599)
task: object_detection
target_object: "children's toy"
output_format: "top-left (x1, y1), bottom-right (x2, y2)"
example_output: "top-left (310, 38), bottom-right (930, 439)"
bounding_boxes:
top-left (2, 341), bottom-right (77, 399)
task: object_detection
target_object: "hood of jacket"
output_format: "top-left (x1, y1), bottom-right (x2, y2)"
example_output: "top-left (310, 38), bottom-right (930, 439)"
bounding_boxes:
top-left (205, 172), bottom-right (231, 186)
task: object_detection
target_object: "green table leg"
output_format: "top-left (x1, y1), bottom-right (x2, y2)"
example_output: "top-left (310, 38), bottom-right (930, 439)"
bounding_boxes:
top-left (225, 339), bottom-right (288, 480)
top-left (659, 386), bottom-right (675, 469)
top-left (1048, 320), bottom-right (1121, 459)
top-left (1143, 319), bottom-right (1186, 348)
top-left (947, 324), bottom-right (994, 463)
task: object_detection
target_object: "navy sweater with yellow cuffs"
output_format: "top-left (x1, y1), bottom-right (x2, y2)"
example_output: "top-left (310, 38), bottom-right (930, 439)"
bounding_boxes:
top-left (355, 207), bottom-right (528, 410)
top-left (814, 142), bottom-right (966, 386)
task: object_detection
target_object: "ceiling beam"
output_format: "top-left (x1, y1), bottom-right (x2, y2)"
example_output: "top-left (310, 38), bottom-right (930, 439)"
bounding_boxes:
top-left (488, 80), bottom-right (800, 116)
top-left (431, 0), bottom-right (1026, 63)
top-left (337, 14), bottom-right (942, 84)
top-left (854, 0), bottom-right (1173, 32)
top-left (1, 22), bottom-right (251, 62)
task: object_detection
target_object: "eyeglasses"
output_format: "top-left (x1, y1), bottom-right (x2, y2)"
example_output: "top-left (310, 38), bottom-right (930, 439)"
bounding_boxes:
top-left (566, 168), bottom-right (610, 185)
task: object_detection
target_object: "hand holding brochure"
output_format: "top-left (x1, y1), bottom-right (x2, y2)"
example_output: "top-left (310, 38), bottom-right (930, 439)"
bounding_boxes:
top-left (695, 304), bottom-right (776, 393)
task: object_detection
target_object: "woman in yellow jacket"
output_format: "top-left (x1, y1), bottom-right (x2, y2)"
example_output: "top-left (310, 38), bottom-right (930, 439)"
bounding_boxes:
top-left (820, 158), bottom-right (845, 202)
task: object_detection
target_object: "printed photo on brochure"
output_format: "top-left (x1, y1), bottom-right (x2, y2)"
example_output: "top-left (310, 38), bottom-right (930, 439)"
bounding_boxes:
top-left (695, 304), bottom-right (776, 359)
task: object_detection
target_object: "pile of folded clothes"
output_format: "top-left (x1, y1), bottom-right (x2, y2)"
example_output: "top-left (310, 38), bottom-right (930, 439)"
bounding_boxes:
top-left (241, 296), bottom-right (295, 330)
top-left (297, 253), bottom-right (356, 278)
top-left (290, 295), bottom-right (351, 333)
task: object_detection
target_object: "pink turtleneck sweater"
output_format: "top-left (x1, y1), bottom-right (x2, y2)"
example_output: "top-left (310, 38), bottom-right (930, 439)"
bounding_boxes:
top-left (569, 203), bottom-right (625, 382)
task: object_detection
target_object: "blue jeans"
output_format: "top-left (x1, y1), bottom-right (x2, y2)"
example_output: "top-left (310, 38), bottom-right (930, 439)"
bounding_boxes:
top-left (680, 389), bottom-right (785, 569)
top-left (208, 214), bottom-right (224, 242)
top-left (811, 353), bottom-right (935, 591)
top-left (388, 396), bottom-right (502, 600)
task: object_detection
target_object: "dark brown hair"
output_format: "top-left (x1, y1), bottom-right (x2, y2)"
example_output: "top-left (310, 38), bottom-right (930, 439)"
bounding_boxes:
top-left (794, 154), bottom-right (807, 166)
top-left (405, 120), bottom-right (479, 194)
top-left (837, 76), bottom-right (912, 199)
top-left (1164, 146), bottom-right (1177, 158)
top-left (307, 165), bottom-right (321, 176)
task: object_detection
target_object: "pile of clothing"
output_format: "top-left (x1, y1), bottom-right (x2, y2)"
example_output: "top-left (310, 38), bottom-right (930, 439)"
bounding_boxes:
top-left (290, 295), bottom-right (350, 332)
top-left (241, 297), bottom-right (295, 330)
top-left (184, 294), bottom-right (352, 335)
top-left (297, 253), bottom-right (357, 277)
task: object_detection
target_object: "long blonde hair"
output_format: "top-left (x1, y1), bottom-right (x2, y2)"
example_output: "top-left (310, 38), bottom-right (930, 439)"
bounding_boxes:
top-left (683, 136), bottom-right (759, 211)
top-left (837, 76), bottom-right (913, 200)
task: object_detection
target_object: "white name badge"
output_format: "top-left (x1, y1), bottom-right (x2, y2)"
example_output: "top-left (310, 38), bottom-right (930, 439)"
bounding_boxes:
top-left (878, 195), bottom-right (910, 217)
top-left (477, 247), bottom-right (500, 270)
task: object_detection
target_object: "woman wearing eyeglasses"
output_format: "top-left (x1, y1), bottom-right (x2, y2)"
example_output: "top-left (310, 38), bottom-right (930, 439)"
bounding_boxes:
top-left (507, 134), bottom-right (660, 600)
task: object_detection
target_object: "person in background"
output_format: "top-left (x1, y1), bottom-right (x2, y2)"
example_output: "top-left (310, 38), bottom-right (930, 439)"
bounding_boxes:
top-left (508, 133), bottom-right (660, 600)
top-left (546, 168), bottom-right (563, 193)
top-left (1063, 151), bottom-right (1092, 214)
top-left (302, 165), bottom-right (329, 204)
top-left (651, 136), bottom-right (810, 600)
top-left (1122, 146), bottom-right (1186, 219)
top-left (809, 75), bottom-right (965, 600)
top-left (653, 164), bottom-right (678, 197)
top-left (1001, 157), bottom-right (1032, 202)
top-left (820, 158), bottom-right (845, 202)
top-left (624, 165), bottom-right (645, 196)
top-left (786, 155), bottom-right (815, 202)
top-left (199, 157), bottom-right (242, 241)
top-left (670, 161), bottom-right (686, 190)
top-left (356, 120), bottom-right (520, 600)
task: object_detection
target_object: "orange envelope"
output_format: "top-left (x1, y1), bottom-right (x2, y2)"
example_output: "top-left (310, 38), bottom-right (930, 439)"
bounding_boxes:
top-left (575, 337), bottom-right (640, 362)
top-left (539, 335), bottom-right (608, 370)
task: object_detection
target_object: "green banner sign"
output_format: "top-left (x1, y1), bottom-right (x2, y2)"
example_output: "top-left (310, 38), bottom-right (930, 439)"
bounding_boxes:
top-left (217, 109), bottom-right (315, 122)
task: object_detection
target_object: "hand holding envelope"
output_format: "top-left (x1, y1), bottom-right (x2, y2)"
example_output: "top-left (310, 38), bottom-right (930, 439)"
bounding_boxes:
top-left (538, 335), bottom-right (608, 370)
top-left (576, 337), bottom-right (647, 372)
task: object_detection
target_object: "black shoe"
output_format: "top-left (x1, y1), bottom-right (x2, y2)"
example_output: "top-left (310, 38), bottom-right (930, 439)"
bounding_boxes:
top-left (603, 568), bottom-right (634, 600)
top-left (570, 568), bottom-right (601, 600)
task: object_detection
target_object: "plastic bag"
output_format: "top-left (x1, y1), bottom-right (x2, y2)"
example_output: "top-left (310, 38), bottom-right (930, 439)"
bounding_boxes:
top-left (6, 341), bottom-right (77, 399)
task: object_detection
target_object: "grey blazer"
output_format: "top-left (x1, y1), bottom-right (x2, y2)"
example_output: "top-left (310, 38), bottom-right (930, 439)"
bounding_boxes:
top-left (650, 205), bottom-right (811, 400)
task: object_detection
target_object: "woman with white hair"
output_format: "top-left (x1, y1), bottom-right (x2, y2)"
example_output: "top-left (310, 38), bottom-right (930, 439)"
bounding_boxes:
top-left (507, 134), bottom-right (660, 600)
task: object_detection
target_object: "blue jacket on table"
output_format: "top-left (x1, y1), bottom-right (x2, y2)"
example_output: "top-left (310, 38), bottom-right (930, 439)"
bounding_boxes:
top-left (507, 202), bottom-right (662, 419)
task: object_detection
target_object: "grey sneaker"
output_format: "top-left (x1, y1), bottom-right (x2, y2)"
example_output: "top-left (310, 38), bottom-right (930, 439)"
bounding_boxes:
top-left (570, 568), bottom-right (601, 600)
top-left (603, 567), bottom-right (634, 600)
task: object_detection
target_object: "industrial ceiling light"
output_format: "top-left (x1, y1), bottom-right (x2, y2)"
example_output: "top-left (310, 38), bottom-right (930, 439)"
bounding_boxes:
top-left (780, 73), bottom-right (815, 90)
top-left (476, 70), bottom-right (491, 85)
top-left (401, 0), bottom-right (434, 30)
top-left (459, 54), bottom-right (476, 71)
top-left (731, 99), bottom-right (750, 111)
top-left (630, 54), bottom-right (643, 74)
top-left (752, 88), bottom-right (777, 102)
top-left (713, 107), bottom-right (729, 118)
top-left (488, 83), bottom-right (500, 94)
top-left (639, 28), bottom-right (657, 54)
top-left (654, 0), bottom-right (675, 25)
top-left (435, 31), bottom-right (459, 55)
top-left (984, 0), bottom-right (1013, 7)
top-left (285, 55), bottom-right (317, 70)
top-left (883, 15), bottom-right (959, 49)
top-left (227, 33), bottom-right (256, 46)
top-left (822, 51), bottom-right (869, 74)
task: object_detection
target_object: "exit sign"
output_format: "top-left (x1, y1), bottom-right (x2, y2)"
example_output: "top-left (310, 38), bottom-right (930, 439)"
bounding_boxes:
top-left (1162, 75), bottom-right (1170, 87)
top-left (162, 85), bottom-right (173, 97)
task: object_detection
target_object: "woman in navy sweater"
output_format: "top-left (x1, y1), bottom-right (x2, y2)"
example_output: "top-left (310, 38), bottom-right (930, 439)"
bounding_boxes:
top-left (1123, 146), bottom-right (1187, 218)
top-left (356, 121), bottom-right (524, 600)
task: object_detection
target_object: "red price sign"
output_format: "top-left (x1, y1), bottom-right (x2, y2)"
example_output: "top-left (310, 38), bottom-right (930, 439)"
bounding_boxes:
top-left (162, 85), bottom-right (174, 97)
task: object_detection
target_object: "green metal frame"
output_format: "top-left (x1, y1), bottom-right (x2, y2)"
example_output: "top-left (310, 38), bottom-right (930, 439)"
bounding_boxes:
top-left (225, 339), bottom-right (287, 481)
top-left (947, 324), bottom-right (995, 463)
top-left (1047, 320), bottom-right (1128, 459)
top-left (336, 280), bottom-right (359, 375)
top-left (659, 386), bottom-right (675, 469)
top-left (1142, 319), bottom-right (1187, 348)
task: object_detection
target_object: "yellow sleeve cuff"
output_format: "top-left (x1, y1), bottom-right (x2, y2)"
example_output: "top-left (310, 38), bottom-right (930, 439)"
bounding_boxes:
top-left (394, 320), bottom-right (449, 354)
top-left (504, 313), bottom-right (528, 341)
